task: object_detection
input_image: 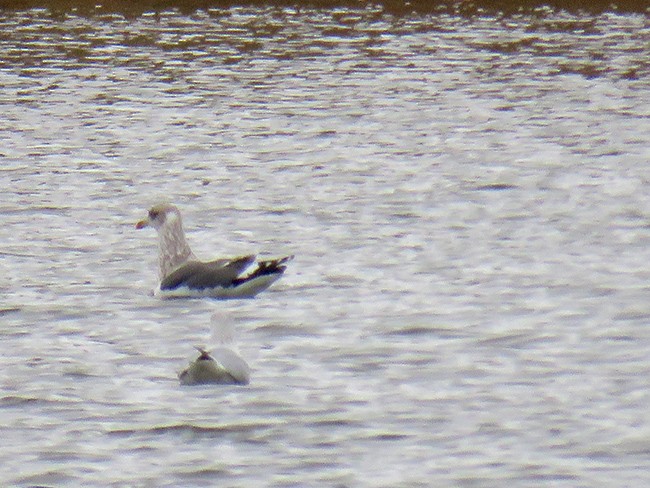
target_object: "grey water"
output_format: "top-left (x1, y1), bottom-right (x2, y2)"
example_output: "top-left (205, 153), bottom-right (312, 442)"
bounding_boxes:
top-left (1, 4), bottom-right (649, 487)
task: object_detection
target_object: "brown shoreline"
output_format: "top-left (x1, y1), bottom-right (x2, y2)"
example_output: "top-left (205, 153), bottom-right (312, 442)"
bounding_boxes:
top-left (0, 0), bottom-right (648, 15)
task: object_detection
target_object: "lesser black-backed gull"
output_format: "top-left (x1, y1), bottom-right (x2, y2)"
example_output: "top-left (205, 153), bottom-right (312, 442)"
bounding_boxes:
top-left (136, 203), bottom-right (292, 298)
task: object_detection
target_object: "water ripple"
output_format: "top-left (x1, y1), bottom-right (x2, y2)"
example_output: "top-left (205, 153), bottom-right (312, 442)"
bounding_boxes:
top-left (0, 4), bottom-right (649, 488)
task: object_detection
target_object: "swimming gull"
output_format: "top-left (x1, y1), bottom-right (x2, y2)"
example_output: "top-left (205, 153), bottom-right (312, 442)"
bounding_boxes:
top-left (136, 203), bottom-right (292, 298)
top-left (179, 312), bottom-right (251, 386)
top-left (179, 346), bottom-right (250, 386)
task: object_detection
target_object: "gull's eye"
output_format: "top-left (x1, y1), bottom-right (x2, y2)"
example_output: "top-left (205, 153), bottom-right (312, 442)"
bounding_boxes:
top-left (149, 209), bottom-right (160, 220)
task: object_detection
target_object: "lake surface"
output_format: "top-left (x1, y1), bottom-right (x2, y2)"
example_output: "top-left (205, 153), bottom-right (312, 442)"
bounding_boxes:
top-left (1, 3), bottom-right (649, 487)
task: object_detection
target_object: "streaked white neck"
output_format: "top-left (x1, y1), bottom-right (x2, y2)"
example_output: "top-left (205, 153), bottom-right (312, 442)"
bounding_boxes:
top-left (158, 214), bottom-right (195, 278)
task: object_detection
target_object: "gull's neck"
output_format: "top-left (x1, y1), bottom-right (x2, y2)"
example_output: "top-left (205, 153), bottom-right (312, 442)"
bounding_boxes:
top-left (158, 216), bottom-right (196, 278)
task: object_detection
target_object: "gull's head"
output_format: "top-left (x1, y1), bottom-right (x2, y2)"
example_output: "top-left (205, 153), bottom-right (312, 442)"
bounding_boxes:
top-left (136, 203), bottom-right (181, 232)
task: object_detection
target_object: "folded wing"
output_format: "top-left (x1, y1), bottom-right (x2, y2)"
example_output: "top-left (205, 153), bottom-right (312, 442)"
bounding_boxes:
top-left (160, 255), bottom-right (256, 291)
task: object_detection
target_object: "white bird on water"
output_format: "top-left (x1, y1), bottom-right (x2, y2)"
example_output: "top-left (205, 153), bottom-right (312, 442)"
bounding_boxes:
top-left (136, 203), bottom-right (293, 299)
top-left (179, 347), bottom-right (251, 386)
top-left (179, 312), bottom-right (251, 386)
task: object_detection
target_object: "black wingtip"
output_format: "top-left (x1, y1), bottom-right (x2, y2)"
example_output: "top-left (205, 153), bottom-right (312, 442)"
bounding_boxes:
top-left (256, 255), bottom-right (294, 276)
top-left (233, 255), bottom-right (294, 285)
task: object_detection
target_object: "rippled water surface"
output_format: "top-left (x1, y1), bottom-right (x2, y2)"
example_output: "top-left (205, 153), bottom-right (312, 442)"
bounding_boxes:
top-left (1, 4), bottom-right (649, 487)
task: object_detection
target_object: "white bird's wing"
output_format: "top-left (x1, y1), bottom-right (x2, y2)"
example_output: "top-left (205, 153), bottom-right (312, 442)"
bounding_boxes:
top-left (212, 347), bottom-right (250, 385)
